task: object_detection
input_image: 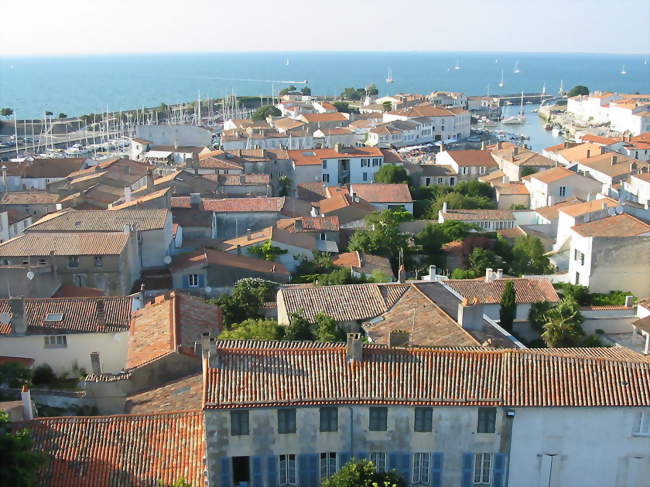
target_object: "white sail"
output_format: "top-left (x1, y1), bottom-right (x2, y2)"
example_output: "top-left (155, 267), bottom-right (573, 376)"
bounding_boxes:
top-left (513, 61), bottom-right (520, 74)
top-left (498, 69), bottom-right (504, 88)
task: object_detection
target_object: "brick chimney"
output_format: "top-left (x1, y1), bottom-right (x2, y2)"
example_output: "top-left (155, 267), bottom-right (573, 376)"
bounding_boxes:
top-left (96, 299), bottom-right (106, 326)
top-left (389, 329), bottom-right (410, 348)
top-left (346, 333), bottom-right (362, 362)
top-left (9, 297), bottom-right (26, 335)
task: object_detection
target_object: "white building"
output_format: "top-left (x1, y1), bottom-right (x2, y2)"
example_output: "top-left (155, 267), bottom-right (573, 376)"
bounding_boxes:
top-left (436, 150), bottom-right (499, 181)
top-left (383, 104), bottom-right (471, 142)
top-left (0, 210), bottom-right (32, 243)
top-left (523, 166), bottom-right (604, 209)
top-left (623, 172), bottom-right (650, 205)
top-left (566, 92), bottom-right (650, 136)
top-left (348, 184), bottom-right (414, 213)
top-left (438, 204), bottom-right (516, 231)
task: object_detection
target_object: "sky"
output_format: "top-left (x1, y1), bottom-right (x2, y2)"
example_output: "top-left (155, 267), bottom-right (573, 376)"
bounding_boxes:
top-left (1, 0), bottom-right (649, 56)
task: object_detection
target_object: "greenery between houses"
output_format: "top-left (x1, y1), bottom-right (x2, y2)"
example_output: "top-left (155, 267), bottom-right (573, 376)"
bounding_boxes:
top-left (499, 281), bottom-right (516, 333)
top-left (251, 104), bottom-right (281, 121)
top-left (218, 313), bottom-right (346, 343)
top-left (340, 84), bottom-right (378, 101)
top-left (320, 459), bottom-right (406, 487)
top-left (0, 411), bottom-right (46, 487)
top-left (332, 101), bottom-right (359, 114)
top-left (211, 278), bottom-right (279, 327)
top-left (293, 252), bottom-right (391, 285)
top-left (411, 181), bottom-right (496, 219)
top-left (246, 240), bottom-right (288, 261)
top-left (347, 210), bottom-right (412, 268)
top-left (373, 165), bottom-right (410, 184)
top-left (553, 283), bottom-right (634, 306)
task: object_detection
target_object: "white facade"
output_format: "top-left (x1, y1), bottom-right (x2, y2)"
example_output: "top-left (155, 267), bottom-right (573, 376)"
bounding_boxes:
top-left (624, 174), bottom-right (650, 205)
top-left (0, 211), bottom-right (32, 243)
top-left (524, 173), bottom-right (603, 209)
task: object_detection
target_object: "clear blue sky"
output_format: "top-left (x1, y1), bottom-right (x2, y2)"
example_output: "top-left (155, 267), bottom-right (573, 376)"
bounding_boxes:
top-left (2, 0), bottom-right (649, 56)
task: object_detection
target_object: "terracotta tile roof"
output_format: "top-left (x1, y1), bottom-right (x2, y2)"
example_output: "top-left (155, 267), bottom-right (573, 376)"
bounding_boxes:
top-left (317, 187), bottom-right (376, 215)
top-left (534, 198), bottom-right (582, 221)
top-left (301, 112), bottom-right (349, 123)
top-left (444, 150), bottom-right (498, 167)
top-left (277, 216), bottom-right (340, 232)
top-left (332, 251), bottom-right (394, 278)
top-left (349, 183), bottom-right (412, 203)
top-left (53, 284), bottom-right (105, 298)
top-left (108, 187), bottom-right (170, 210)
top-left (198, 156), bottom-right (244, 170)
top-left (0, 232), bottom-right (130, 257)
top-left (529, 166), bottom-right (577, 184)
top-left (544, 142), bottom-right (579, 153)
top-left (581, 134), bottom-right (620, 145)
top-left (315, 127), bottom-right (354, 136)
top-left (207, 174), bottom-right (270, 186)
top-left (578, 153), bottom-right (649, 178)
top-left (558, 197), bottom-right (618, 217)
top-left (22, 410), bottom-right (205, 487)
top-left (171, 248), bottom-right (290, 277)
top-left (0, 296), bottom-right (134, 335)
top-left (221, 225), bottom-right (317, 252)
top-left (201, 197), bottom-right (286, 213)
top-left (28, 209), bottom-right (169, 232)
top-left (2, 158), bottom-right (86, 178)
top-left (278, 283), bottom-right (410, 322)
top-left (491, 149), bottom-right (556, 168)
top-left (496, 226), bottom-right (526, 239)
top-left (495, 183), bottom-right (529, 195)
top-left (571, 213), bottom-right (650, 237)
top-left (297, 182), bottom-right (328, 202)
top-left (0, 355), bottom-right (34, 367)
top-left (125, 374), bottom-right (203, 414)
top-left (556, 143), bottom-right (605, 162)
top-left (380, 149), bottom-right (404, 164)
top-left (287, 147), bottom-right (382, 166)
top-left (443, 278), bottom-right (560, 305)
top-left (126, 292), bottom-right (221, 369)
top-left (0, 191), bottom-right (59, 205)
top-left (633, 172), bottom-right (650, 183)
top-left (441, 209), bottom-right (515, 221)
top-left (633, 316), bottom-right (650, 333)
top-left (478, 170), bottom-right (505, 183)
top-left (204, 343), bottom-right (650, 408)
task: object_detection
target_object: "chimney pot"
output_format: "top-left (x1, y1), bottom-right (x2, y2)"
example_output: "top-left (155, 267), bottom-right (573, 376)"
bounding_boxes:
top-left (21, 386), bottom-right (33, 421)
top-left (398, 265), bottom-right (406, 283)
top-left (586, 149), bottom-right (591, 158)
top-left (485, 268), bottom-right (494, 282)
top-left (346, 333), bottom-right (362, 362)
top-left (611, 155), bottom-right (618, 165)
top-left (428, 265), bottom-right (436, 280)
top-left (496, 269), bottom-right (503, 279)
top-left (246, 228), bottom-right (252, 240)
top-left (625, 295), bottom-right (634, 308)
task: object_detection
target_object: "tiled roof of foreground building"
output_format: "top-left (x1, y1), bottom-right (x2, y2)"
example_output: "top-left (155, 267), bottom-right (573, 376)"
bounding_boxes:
top-left (20, 410), bottom-right (205, 487)
top-left (204, 341), bottom-right (650, 409)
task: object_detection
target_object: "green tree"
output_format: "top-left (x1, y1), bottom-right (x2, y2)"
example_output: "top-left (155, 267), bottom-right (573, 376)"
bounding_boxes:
top-left (44, 111), bottom-right (53, 117)
top-left (347, 210), bottom-right (411, 262)
top-left (1, 108), bottom-right (14, 119)
top-left (0, 412), bottom-right (46, 487)
top-left (453, 180), bottom-right (495, 199)
top-left (499, 281), bottom-right (516, 333)
top-left (333, 101), bottom-right (357, 114)
top-left (0, 362), bottom-right (32, 388)
top-left (252, 105), bottom-right (281, 121)
top-left (284, 313), bottom-right (316, 341)
top-left (383, 101), bottom-right (393, 112)
top-left (468, 247), bottom-right (503, 276)
top-left (340, 87), bottom-right (365, 101)
top-left (301, 86), bottom-right (311, 96)
top-left (212, 278), bottom-right (278, 326)
top-left (511, 235), bottom-right (553, 275)
top-left (218, 319), bottom-right (284, 340)
top-left (316, 268), bottom-right (369, 286)
top-left (541, 299), bottom-right (585, 347)
top-left (320, 459), bottom-right (406, 487)
top-left (520, 167), bottom-right (538, 177)
top-left (366, 83), bottom-right (379, 96)
top-left (247, 240), bottom-right (288, 261)
top-left (528, 301), bottom-right (554, 333)
top-left (567, 85), bottom-right (589, 97)
top-left (373, 165), bottom-right (410, 184)
top-left (159, 479), bottom-right (193, 487)
top-left (278, 175), bottom-right (292, 197)
top-left (279, 85), bottom-right (297, 96)
top-left (58, 113), bottom-right (67, 119)
top-left (313, 313), bottom-right (346, 342)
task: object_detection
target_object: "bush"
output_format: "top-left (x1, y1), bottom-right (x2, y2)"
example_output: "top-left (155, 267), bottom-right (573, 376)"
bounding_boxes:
top-left (32, 364), bottom-right (56, 386)
top-left (529, 301), bottom-right (554, 333)
top-left (0, 363), bottom-right (32, 388)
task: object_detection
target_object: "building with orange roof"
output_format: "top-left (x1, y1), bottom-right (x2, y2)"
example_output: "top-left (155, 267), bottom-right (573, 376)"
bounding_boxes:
top-left (349, 183), bottom-right (413, 212)
top-left (575, 152), bottom-right (650, 188)
top-left (568, 213), bottom-right (650, 295)
top-left (490, 146), bottom-right (556, 182)
top-left (436, 149), bottom-right (498, 181)
top-left (567, 91), bottom-right (650, 136)
top-left (523, 166), bottom-right (603, 209)
top-left (381, 102), bottom-right (471, 143)
top-left (553, 197), bottom-right (620, 251)
top-left (623, 171), bottom-right (650, 205)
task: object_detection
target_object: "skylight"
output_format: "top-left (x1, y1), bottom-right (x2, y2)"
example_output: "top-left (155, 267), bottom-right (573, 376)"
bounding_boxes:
top-left (44, 313), bottom-right (64, 322)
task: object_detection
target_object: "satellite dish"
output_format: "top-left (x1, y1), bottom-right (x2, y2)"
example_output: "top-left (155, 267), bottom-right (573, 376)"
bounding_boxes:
top-left (26, 271), bottom-right (35, 280)
top-left (607, 207), bottom-right (617, 216)
top-left (205, 286), bottom-right (212, 294)
top-left (163, 255), bottom-right (172, 264)
top-left (615, 206), bottom-right (624, 215)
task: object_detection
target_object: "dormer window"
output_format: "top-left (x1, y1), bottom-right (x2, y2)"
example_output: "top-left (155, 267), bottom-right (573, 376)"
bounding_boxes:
top-left (45, 313), bottom-right (64, 322)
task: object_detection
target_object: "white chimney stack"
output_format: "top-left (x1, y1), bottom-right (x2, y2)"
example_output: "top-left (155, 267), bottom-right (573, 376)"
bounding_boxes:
top-left (496, 269), bottom-right (503, 279)
top-left (485, 268), bottom-right (494, 282)
top-left (21, 385), bottom-right (33, 420)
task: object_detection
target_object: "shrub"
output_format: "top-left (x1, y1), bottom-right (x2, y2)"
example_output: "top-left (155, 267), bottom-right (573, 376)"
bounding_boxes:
top-left (32, 364), bottom-right (56, 386)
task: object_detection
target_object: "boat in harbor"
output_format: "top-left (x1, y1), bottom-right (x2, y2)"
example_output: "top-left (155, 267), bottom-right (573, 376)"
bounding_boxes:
top-left (453, 58), bottom-right (461, 70)
top-left (385, 68), bottom-right (394, 84)
top-left (551, 127), bottom-right (561, 137)
top-left (498, 69), bottom-right (504, 88)
top-left (502, 92), bottom-right (525, 125)
top-left (513, 61), bottom-right (520, 74)
top-left (620, 65), bottom-right (627, 75)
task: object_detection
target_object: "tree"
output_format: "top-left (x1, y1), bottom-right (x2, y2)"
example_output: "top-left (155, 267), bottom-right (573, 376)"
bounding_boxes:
top-left (212, 278), bottom-right (278, 326)
top-left (44, 111), bottom-right (53, 117)
top-left (511, 235), bottom-right (553, 275)
top-left (218, 319), bottom-right (284, 340)
top-left (373, 165), bottom-right (410, 184)
top-left (278, 175), bottom-right (291, 197)
top-left (366, 83), bottom-right (379, 96)
top-left (252, 105), bottom-right (281, 121)
top-left (541, 299), bottom-right (584, 347)
top-left (528, 301), bottom-right (554, 333)
top-left (347, 210), bottom-right (411, 262)
top-left (284, 313), bottom-right (316, 341)
top-left (301, 86), bottom-right (311, 96)
top-left (520, 167), bottom-right (538, 177)
top-left (313, 313), bottom-right (346, 342)
top-left (320, 459), bottom-right (406, 487)
top-left (0, 362), bottom-right (32, 388)
top-left (279, 85), bottom-right (297, 96)
top-left (340, 87), bottom-right (365, 101)
top-left (57, 113), bottom-right (67, 119)
top-left (247, 240), bottom-right (288, 261)
top-left (468, 247), bottom-right (503, 276)
top-left (0, 108), bottom-right (13, 119)
top-left (333, 101), bottom-right (357, 114)
top-left (383, 101), bottom-right (392, 112)
top-left (316, 268), bottom-right (369, 286)
top-left (567, 85), bottom-right (589, 97)
top-left (499, 281), bottom-right (516, 333)
top-left (0, 412), bottom-right (46, 487)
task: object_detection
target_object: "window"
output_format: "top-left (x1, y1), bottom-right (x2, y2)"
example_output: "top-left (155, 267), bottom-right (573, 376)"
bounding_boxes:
top-left (44, 335), bottom-right (67, 348)
top-left (45, 313), bottom-right (64, 322)
top-left (279, 454), bottom-right (297, 485)
top-left (362, 172), bottom-right (368, 181)
top-left (68, 256), bottom-right (79, 268)
top-left (580, 253), bottom-right (584, 266)
top-left (369, 452), bottom-right (386, 473)
top-left (319, 407), bottom-right (338, 432)
top-left (462, 167), bottom-right (469, 175)
top-left (361, 158), bottom-right (369, 167)
top-left (369, 407), bottom-right (387, 431)
top-left (320, 452), bottom-right (337, 478)
top-left (559, 186), bottom-right (567, 197)
top-left (438, 177), bottom-right (444, 184)
top-left (319, 232), bottom-right (326, 241)
top-left (278, 409), bottom-right (296, 434)
top-left (188, 274), bottom-right (200, 287)
top-left (574, 249), bottom-right (579, 261)
top-left (412, 453), bottom-right (430, 485)
top-left (373, 158), bottom-right (382, 167)
top-left (575, 272), bottom-right (580, 285)
top-left (473, 453), bottom-right (491, 484)
top-left (232, 456), bottom-right (250, 485)
top-left (94, 256), bottom-right (103, 268)
top-left (73, 274), bottom-right (85, 287)
top-left (477, 407), bottom-right (496, 433)
top-left (634, 412), bottom-right (650, 436)
top-left (425, 177), bottom-right (431, 186)
top-left (322, 160), bottom-right (328, 169)
top-left (38, 258), bottom-right (47, 265)
top-left (414, 407), bottom-right (433, 432)
top-left (230, 410), bottom-right (249, 436)
top-left (322, 174), bottom-right (330, 183)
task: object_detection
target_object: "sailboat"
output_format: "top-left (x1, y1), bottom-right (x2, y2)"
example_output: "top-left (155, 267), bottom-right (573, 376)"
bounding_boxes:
top-left (502, 92), bottom-right (525, 125)
top-left (453, 58), bottom-right (461, 70)
top-left (498, 69), bottom-right (504, 88)
top-left (620, 65), bottom-right (627, 75)
top-left (285, 58), bottom-right (290, 66)
top-left (513, 61), bottom-right (520, 74)
top-left (644, 57), bottom-right (648, 65)
top-left (385, 68), bottom-right (394, 84)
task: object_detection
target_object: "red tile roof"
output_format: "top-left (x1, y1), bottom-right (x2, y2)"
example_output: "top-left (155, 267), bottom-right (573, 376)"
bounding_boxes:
top-left (287, 147), bottom-right (383, 166)
top-left (171, 248), bottom-right (290, 276)
top-left (301, 112), bottom-right (349, 123)
top-left (204, 343), bottom-right (650, 408)
top-left (349, 184), bottom-right (413, 203)
top-left (571, 213), bottom-right (650, 237)
top-left (52, 284), bottom-right (105, 298)
top-left (444, 150), bottom-right (498, 167)
top-left (201, 197), bottom-right (286, 213)
top-left (126, 374), bottom-right (203, 414)
top-left (22, 410), bottom-right (205, 487)
top-left (443, 278), bottom-right (560, 305)
top-left (0, 232), bottom-right (130, 256)
top-left (0, 191), bottom-right (60, 205)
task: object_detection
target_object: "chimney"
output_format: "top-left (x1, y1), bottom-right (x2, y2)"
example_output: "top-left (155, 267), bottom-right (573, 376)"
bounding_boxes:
top-left (334, 143), bottom-right (342, 153)
top-left (428, 265), bottom-right (437, 280)
top-left (246, 228), bottom-right (252, 240)
top-left (481, 141), bottom-right (486, 150)
top-left (601, 200), bottom-right (607, 210)
top-left (90, 352), bottom-right (102, 375)
top-left (625, 295), bottom-right (634, 308)
top-left (236, 244), bottom-right (241, 255)
top-left (124, 186), bottom-right (132, 202)
top-left (513, 147), bottom-right (519, 156)
top-left (398, 265), bottom-right (406, 283)
top-left (442, 201), bottom-right (448, 214)
top-left (9, 297), bottom-right (26, 335)
top-left (190, 193), bottom-right (201, 206)
top-left (496, 141), bottom-right (502, 150)
top-left (586, 149), bottom-right (591, 158)
top-left (21, 385), bottom-right (33, 421)
top-left (145, 170), bottom-right (154, 189)
top-left (563, 142), bottom-right (570, 148)
top-left (207, 337), bottom-right (219, 367)
top-left (96, 299), bottom-right (106, 326)
top-left (346, 333), bottom-right (362, 362)
top-left (485, 268), bottom-right (494, 283)
top-left (496, 269), bottom-right (503, 279)
top-left (389, 329), bottom-right (410, 348)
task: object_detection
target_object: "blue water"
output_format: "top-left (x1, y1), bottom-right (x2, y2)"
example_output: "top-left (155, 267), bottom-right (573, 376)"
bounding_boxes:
top-left (0, 51), bottom-right (648, 119)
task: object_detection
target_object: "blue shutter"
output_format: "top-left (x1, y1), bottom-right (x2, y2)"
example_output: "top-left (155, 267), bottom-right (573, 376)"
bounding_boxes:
top-left (252, 456), bottom-right (263, 487)
top-left (430, 452), bottom-right (443, 487)
top-left (219, 456), bottom-right (231, 487)
top-left (339, 451), bottom-right (351, 470)
top-left (298, 454), bottom-right (309, 486)
top-left (307, 453), bottom-right (319, 487)
top-left (461, 453), bottom-right (473, 487)
top-left (357, 451), bottom-right (368, 460)
top-left (399, 452), bottom-right (411, 483)
top-left (388, 452), bottom-right (399, 472)
top-left (198, 273), bottom-right (206, 288)
top-left (492, 453), bottom-right (506, 487)
top-left (267, 455), bottom-right (278, 487)
top-left (181, 275), bottom-right (189, 288)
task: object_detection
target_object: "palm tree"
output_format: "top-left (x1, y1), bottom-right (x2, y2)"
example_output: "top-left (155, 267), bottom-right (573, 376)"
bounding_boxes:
top-left (541, 300), bottom-right (584, 347)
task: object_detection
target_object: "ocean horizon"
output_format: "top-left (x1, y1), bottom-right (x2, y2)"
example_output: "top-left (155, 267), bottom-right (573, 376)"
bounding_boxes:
top-left (1, 51), bottom-right (649, 119)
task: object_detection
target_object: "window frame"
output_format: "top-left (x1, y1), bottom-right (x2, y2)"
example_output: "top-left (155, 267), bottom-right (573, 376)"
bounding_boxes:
top-left (68, 255), bottom-right (80, 268)
top-left (94, 255), bottom-right (103, 268)
top-left (473, 453), bottom-right (492, 484)
top-left (277, 408), bottom-right (296, 434)
top-left (319, 452), bottom-right (337, 479)
top-left (188, 273), bottom-right (200, 287)
top-left (369, 452), bottom-right (386, 473)
top-left (279, 454), bottom-right (297, 486)
top-left (634, 411), bottom-right (650, 436)
top-left (319, 407), bottom-right (338, 432)
top-left (44, 335), bottom-right (67, 348)
top-left (230, 410), bottom-right (249, 436)
top-left (412, 452), bottom-right (430, 485)
top-left (414, 407), bottom-right (433, 432)
top-left (369, 407), bottom-right (388, 431)
top-left (477, 407), bottom-right (496, 433)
